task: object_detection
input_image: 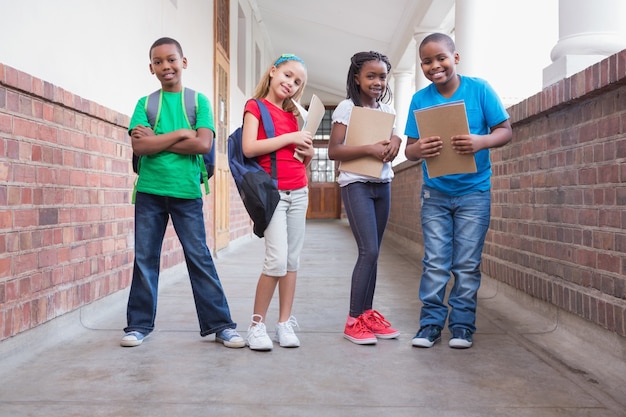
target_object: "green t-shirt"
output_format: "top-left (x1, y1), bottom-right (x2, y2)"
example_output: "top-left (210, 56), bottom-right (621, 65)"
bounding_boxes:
top-left (129, 89), bottom-right (215, 199)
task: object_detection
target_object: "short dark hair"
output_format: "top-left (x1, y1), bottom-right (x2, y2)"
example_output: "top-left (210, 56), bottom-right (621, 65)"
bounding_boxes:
top-left (419, 33), bottom-right (456, 55)
top-left (149, 37), bottom-right (184, 59)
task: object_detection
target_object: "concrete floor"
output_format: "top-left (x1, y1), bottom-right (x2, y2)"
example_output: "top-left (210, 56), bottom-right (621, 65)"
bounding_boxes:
top-left (0, 219), bottom-right (625, 417)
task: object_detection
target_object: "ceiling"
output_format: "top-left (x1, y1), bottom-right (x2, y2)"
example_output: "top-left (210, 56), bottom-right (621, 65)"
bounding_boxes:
top-left (252, 0), bottom-right (455, 104)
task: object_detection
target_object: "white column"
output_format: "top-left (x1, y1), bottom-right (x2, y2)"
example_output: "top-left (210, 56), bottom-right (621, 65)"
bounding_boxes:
top-left (392, 70), bottom-right (414, 164)
top-left (453, 0), bottom-right (481, 77)
top-left (543, 0), bottom-right (626, 87)
top-left (413, 32), bottom-right (431, 91)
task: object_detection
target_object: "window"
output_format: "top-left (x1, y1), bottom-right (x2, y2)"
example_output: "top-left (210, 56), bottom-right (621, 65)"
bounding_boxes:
top-left (310, 148), bottom-right (335, 183)
top-left (313, 109), bottom-right (333, 140)
top-left (215, 0), bottom-right (229, 55)
top-left (309, 108), bottom-right (336, 183)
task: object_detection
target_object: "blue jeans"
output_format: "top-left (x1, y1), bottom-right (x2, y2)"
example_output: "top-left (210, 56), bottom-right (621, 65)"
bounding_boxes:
top-left (341, 181), bottom-right (390, 317)
top-left (125, 192), bottom-right (236, 337)
top-left (419, 186), bottom-right (491, 333)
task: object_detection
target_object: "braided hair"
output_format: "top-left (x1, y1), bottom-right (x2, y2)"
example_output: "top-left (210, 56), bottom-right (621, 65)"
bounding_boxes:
top-left (345, 51), bottom-right (393, 107)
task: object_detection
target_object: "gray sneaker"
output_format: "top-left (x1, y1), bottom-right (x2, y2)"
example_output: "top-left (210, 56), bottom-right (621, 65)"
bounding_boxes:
top-left (215, 328), bottom-right (245, 348)
top-left (246, 314), bottom-right (273, 351)
top-left (120, 331), bottom-right (148, 347)
top-left (274, 316), bottom-right (300, 348)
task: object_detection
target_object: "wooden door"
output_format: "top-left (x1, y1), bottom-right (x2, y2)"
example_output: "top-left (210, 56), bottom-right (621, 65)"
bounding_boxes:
top-left (307, 182), bottom-right (341, 219)
top-left (213, 0), bottom-right (230, 250)
top-left (306, 143), bottom-right (341, 219)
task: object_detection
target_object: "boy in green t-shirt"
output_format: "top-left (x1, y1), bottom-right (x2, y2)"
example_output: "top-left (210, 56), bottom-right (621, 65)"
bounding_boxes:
top-left (121, 37), bottom-right (244, 348)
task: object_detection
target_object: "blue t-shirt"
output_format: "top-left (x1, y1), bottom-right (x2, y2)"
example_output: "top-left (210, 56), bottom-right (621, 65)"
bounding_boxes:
top-left (404, 75), bottom-right (509, 196)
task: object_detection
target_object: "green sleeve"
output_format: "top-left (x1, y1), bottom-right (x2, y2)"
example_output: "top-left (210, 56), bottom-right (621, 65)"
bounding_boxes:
top-left (128, 96), bottom-right (149, 133)
top-left (195, 93), bottom-right (215, 133)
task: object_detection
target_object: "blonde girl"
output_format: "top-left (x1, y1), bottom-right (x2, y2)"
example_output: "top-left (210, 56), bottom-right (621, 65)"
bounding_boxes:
top-left (241, 54), bottom-right (314, 350)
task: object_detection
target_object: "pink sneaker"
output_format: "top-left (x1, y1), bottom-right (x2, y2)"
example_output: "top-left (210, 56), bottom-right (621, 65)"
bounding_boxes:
top-left (344, 315), bottom-right (377, 345)
top-left (362, 309), bottom-right (400, 339)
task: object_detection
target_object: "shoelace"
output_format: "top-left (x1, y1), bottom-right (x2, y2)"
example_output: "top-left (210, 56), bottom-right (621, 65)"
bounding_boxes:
top-left (221, 328), bottom-right (238, 338)
top-left (352, 315), bottom-right (373, 334)
top-left (365, 310), bottom-right (391, 328)
top-left (280, 316), bottom-right (299, 333)
top-left (249, 321), bottom-right (267, 337)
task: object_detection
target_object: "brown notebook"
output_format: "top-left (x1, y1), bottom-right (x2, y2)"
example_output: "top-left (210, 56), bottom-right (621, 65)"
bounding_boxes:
top-left (413, 101), bottom-right (477, 178)
top-left (340, 106), bottom-right (395, 178)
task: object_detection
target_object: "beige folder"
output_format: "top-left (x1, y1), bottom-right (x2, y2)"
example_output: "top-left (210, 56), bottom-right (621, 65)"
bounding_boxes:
top-left (413, 101), bottom-right (477, 178)
top-left (339, 106), bottom-right (395, 178)
top-left (294, 94), bottom-right (325, 162)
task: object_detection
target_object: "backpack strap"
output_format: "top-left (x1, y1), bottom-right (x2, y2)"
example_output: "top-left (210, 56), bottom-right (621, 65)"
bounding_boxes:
top-left (145, 87), bottom-right (197, 129)
top-left (145, 89), bottom-right (162, 128)
top-left (255, 99), bottom-right (278, 183)
top-left (136, 88), bottom-right (209, 199)
top-left (181, 88), bottom-right (209, 195)
top-left (182, 87), bottom-right (197, 128)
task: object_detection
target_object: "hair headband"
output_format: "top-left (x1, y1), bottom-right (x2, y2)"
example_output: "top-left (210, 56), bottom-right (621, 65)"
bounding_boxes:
top-left (274, 53), bottom-right (306, 68)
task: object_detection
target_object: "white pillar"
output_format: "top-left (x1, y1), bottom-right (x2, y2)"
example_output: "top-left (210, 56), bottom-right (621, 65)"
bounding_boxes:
top-left (392, 70), bottom-right (414, 164)
top-left (453, 0), bottom-right (482, 77)
top-left (543, 0), bottom-right (626, 87)
top-left (413, 32), bottom-right (431, 91)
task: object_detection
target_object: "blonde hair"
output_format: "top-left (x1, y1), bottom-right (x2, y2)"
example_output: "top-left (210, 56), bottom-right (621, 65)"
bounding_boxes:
top-left (253, 56), bottom-right (307, 116)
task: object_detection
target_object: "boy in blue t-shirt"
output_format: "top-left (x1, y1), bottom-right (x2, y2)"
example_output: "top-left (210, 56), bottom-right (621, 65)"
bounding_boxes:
top-left (404, 33), bottom-right (512, 349)
top-left (121, 37), bottom-right (244, 348)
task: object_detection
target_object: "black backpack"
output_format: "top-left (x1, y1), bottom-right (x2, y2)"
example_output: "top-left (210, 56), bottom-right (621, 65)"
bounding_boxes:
top-left (132, 88), bottom-right (215, 190)
top-left (228, 100), bottom-right (280, 238)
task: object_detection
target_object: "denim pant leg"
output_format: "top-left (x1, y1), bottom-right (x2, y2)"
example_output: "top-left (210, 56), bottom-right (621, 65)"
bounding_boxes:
top-left (341, 182), bottom-right (390, 317)
top-left (169, 197), bottom-right (236, 336)
top-left (448, 190), bottom-right (491, 333)
top-left (125, 192), bottom-right (170, 335)
top-left (419, 187), bottom-right (454, 328)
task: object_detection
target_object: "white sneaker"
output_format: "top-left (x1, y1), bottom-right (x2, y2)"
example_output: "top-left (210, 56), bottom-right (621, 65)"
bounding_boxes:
top-left (245, 314), bottom-right (273, 351)
top-left (274, 316), bottom-right (300, 348)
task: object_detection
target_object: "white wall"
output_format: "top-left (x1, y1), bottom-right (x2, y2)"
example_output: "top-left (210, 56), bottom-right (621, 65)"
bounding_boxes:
top-left (229, 0), bottom-right (275, 133)
top-left (0, 0), bottom-right (215, 115)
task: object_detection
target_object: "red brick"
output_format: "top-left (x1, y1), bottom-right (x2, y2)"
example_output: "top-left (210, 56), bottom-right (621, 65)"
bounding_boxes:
top-left (38, 248), bottom-right (58, 268)
top-left (597, 254), bottom-right (621, 274)
top-left (13, 117), bottom-right (39, 139)
top-left (4, 66), bottom-right (18, 88)
top-left (0, 258), bottom-right (10, 279)
top-left (0, 113), bottom-right (11, 133)
top-left (0, 211), bottom-right (11, 229)
top-left (13, 208), bottom-right (37, 228)
top-left (13, 252), bottom-right (38, 276)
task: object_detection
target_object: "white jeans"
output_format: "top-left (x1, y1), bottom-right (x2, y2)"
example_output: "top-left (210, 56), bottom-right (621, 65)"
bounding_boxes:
top-left (262, 187), bottom-right (309, 276)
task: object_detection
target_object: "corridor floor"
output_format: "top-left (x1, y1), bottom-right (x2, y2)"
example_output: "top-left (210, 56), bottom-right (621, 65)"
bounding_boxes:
top-left (0, 220), bottom-right (624, 417)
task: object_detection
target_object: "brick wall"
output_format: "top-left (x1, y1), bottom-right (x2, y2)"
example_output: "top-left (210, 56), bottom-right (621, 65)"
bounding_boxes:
top-left (0, 64), bottom-right (219, 341)
top-left (388, 50), bottom-right (626, 337)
